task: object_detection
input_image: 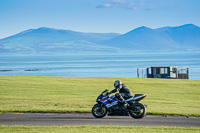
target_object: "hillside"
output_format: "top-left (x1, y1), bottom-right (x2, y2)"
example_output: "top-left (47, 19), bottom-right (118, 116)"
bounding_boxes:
top-left (0, 27), bottom-right (120, 54)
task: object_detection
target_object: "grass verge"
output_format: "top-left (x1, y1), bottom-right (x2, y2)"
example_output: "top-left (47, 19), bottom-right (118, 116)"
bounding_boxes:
top-left (0, 125), bottom-right (200, 133)
top-left (0, 76), bottom-right (200, 116)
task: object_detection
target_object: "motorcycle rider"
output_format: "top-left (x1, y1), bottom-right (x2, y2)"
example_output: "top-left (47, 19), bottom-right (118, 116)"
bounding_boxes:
top-left (109, 80), bottom-right (133, 107)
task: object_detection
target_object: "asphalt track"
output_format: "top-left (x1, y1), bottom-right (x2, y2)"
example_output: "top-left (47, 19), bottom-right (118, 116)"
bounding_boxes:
top-left (0, 113), bottom-right (200, 127)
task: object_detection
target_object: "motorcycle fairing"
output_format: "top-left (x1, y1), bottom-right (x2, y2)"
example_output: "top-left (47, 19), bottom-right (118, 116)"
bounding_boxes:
top-left (99, 96), bottom-right (118, 108)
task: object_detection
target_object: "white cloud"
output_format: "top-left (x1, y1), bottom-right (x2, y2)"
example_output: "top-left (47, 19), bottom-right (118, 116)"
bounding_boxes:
top-left (96, 0), bottom-right (175, 11)
top-left (96, 0), bottom-right (143, 10)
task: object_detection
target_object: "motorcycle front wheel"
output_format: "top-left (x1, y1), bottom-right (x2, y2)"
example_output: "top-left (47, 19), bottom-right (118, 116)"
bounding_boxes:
top-left (92, 103), bottom-right (107, 118)
top-left (129, 103), bottom-right (146, 119)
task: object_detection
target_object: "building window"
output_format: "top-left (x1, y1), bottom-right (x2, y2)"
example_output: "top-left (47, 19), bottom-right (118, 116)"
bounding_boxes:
top-left (160, 68), bottom-right (168, 74)
top-left (148, 67), bottom-right (151, 75)
top-left (172, 68), bottom-right (177, 73)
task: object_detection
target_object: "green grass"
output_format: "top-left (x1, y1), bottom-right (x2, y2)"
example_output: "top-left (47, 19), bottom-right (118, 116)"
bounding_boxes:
top-left (0, 125), bottom-right (199, 133)
top-left (0, 76), bottom-right (200, 116)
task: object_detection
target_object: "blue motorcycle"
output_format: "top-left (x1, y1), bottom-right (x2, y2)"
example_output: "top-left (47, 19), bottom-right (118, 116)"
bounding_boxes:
top-left (92, 89), bottom-right (147, 119)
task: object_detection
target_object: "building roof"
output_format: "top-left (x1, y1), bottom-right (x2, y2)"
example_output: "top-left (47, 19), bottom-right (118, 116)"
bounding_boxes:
top-left (149, 66), bottom-right (178, 68)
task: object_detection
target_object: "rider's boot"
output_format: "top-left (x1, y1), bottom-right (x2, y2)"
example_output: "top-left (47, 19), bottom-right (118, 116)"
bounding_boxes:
top-left (118, 99), bottom-right (127, 110)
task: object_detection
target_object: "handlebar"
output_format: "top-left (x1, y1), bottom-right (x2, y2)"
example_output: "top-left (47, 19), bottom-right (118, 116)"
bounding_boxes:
top-left (101, 89), bottom-right (110, 96)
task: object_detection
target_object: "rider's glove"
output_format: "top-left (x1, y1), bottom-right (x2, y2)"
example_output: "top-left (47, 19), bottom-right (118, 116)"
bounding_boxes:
top-left (107, 92), bottom-right (112, 95)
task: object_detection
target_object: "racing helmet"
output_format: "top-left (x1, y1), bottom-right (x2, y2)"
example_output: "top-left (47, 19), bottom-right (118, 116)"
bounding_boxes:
top-left (114, 80), bottom-right (122, 89)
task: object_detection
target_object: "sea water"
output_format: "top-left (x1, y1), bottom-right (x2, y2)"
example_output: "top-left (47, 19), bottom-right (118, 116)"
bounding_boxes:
top-left (0, 52), bottom-right (199, 79)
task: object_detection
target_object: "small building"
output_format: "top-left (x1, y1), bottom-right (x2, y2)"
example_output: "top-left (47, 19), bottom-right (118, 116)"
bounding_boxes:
top-left (137, 66), bottom-right (189, 79)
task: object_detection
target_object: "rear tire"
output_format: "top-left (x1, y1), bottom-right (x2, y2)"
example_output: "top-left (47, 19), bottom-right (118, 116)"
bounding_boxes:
top-left (129, 103), bottom-right (146, 119)
top-left (92, 103), bottom-right (107, 118)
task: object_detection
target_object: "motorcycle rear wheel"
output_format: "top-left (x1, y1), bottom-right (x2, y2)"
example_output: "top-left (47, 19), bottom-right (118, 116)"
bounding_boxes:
top-left (129, 103), bottom-right (146, 119)
top-left (92, 103), bottom-right (107, 118)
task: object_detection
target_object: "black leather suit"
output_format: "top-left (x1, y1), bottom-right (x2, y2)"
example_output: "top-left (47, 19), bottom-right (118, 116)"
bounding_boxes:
top-left (110, 84), bottom-right (133, 101)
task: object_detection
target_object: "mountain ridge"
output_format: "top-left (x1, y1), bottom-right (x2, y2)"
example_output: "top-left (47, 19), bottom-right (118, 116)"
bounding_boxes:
top-left (0, 24), bottom-right (200, 54)
top-left (101, 24), bottom-right (200, 50)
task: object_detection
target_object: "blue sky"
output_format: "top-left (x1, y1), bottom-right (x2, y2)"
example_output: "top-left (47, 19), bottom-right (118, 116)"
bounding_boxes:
top-left (0, 0), bottom-right (200, 39)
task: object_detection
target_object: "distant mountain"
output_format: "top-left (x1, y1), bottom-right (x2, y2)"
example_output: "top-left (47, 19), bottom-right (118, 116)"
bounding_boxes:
top-left (0, 27), bottom-right (121, 54)
top-left (101, 24), bottom-right (200, 51)
top-left (0, 24), bottom-right (200, 54)
top-left (156, 24), bottom-right (200, 48)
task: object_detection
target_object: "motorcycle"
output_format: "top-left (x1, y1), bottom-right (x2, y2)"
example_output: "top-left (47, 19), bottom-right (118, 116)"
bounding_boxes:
top-left (92, 89), bottom-right (147, 119)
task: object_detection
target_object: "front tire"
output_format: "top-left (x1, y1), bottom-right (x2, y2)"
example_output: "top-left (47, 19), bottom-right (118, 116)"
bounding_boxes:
top-left (129, 103), bottom-right (146, 119)
top-left (92, 103), bottom-right (107, 118)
